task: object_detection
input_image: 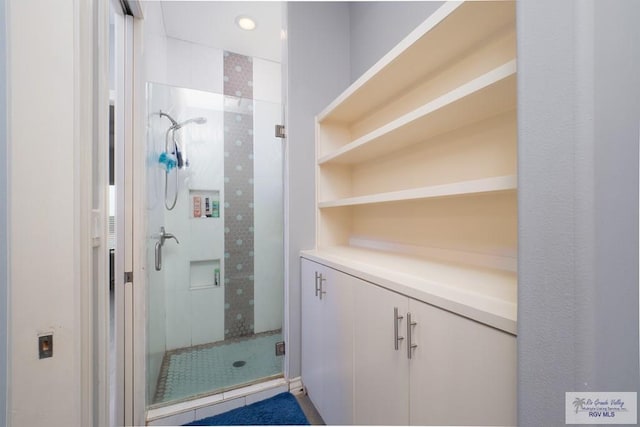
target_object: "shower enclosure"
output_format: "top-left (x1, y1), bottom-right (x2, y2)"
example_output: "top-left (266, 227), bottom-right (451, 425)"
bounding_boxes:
top-left (145, 81), bottom-right (284, 408)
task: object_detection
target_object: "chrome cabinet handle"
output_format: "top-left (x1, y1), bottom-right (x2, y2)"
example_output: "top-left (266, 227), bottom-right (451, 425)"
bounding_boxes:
top-left (319, 274), bottom-right (326, 300)
top-left (315, 272), bottom-right (321, 297)
top-left (394, 307), bottom-right (404, 350)
top-left (407, 312), bottom-right (418, 359)
top-left (155, 226), bottom-right (180, 271)
top-left (315, 272), bottom-right (327, 300)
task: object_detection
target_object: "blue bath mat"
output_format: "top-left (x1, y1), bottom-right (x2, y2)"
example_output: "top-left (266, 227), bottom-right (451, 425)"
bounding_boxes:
top-left (184, 392), bottom-right (310, 425)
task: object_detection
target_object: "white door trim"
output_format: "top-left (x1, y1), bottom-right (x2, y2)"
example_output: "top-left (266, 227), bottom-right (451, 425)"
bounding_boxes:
top-left (76, 0), bottom-right (112, 424)
top-left (113, 9), bottom-right (136, 427)
top-left (86, 0), bottom-right (111, 425)
top-left (131, 13), bottom-right (148, 425)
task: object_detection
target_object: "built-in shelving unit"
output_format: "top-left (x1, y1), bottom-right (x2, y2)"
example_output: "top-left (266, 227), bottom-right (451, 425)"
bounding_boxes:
top-left (313, 0), bottom-right (518, 329)
top-left (318, 61), bottom-right (516, 165)
top-left (318, 174), bottom-right (517, 208)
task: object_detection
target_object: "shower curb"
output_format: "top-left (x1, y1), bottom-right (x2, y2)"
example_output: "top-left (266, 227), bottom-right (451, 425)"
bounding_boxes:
top-left (146, 377), bottom-right (290, 425)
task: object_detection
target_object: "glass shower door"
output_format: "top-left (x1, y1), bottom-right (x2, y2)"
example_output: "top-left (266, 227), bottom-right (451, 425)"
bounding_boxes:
top-left (145, 82), bottom-right (284, 408)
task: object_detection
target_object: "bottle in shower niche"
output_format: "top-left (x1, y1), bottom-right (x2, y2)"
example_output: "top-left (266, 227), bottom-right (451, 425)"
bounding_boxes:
top-left (204, 197), bottom-right (212, 217)
top-left (212, 200), bottom-right (219, 218)
top-left (193, 195), bottom-right (202, 218)
top-left (214, 268), bottom-right (220, 287)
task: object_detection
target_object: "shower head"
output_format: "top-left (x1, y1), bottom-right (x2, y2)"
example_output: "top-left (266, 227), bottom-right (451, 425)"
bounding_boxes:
top-left (175, 117), bottom-right (207, 129)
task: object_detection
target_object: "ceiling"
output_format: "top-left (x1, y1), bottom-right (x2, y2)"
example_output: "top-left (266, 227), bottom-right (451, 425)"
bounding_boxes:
top-left (159, 1), bottom-right (283, 63)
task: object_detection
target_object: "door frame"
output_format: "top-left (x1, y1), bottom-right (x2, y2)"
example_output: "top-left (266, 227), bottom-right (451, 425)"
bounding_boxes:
top-left (126, 4), bottom-right (291, 423)
top-left (131, 10), bottom-right (147, 425)
top-left (111, 3), bottom-right (141, 426)
top-left (111, 6), bottom-right (128, 427)
top-left (78, 0), bottom-right (111, 425)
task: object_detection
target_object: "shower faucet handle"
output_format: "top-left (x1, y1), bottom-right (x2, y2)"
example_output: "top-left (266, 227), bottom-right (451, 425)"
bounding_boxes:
top-left (159, 226), bottom-right (180, 245)
top-left (155, 227), bottom-right (179, 271)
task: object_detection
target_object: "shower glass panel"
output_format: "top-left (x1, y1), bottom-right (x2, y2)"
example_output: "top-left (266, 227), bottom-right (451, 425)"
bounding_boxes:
top-left (145, 82), bottom-right (284, 408)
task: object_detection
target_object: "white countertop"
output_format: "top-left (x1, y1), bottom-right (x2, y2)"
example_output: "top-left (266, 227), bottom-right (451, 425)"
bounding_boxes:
top-left (301, 246), bottom-right (517, 335)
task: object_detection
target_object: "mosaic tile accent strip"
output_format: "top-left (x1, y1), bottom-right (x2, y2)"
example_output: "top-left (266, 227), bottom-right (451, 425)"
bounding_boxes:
top-left (153, 331), bottom-right (284, 405)
top-left (224, 51), bottom-right (255, 339)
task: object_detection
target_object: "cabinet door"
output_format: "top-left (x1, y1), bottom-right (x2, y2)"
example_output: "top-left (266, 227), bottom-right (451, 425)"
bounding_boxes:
top-left (300, 258), bottom-right (325, 413)
top-left (353, 280), bottom-right (409, 425)
top-left (300, 259), bottom-right (354, 425)
top-left (408, 299), bottom-right (517, 426)
top-left (320, 268), bottom-right (354, 425)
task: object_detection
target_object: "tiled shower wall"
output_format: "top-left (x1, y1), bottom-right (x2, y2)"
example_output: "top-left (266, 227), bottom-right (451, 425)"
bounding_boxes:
top-left (223, 52), bottom-right (255, 338)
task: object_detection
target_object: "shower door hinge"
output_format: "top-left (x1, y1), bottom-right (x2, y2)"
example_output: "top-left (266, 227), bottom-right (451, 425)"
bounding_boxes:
top-left (124, 271), bottom-right (133, 283)
top-left (275, 124), bottom-right (286, 139)
top-left (275, 341), bottom-right (286, 356)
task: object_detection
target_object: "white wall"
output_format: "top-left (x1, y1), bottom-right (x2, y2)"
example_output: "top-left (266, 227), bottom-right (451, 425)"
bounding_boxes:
top-left (348, 1), bottom-right (443, 82)
top-left (591, 0), bottom-right (639, 394)
top-left (285, 2), bottom-right (351, 378)
top-left (6, 0), bottom-right (83, 424)
top-left (0, 0), bottom-right (7, 423)
top-left (517, 0), bottom-right (640, 424)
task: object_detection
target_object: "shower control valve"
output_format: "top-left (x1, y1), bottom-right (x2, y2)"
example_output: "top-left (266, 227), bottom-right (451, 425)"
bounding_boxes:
top-left (159, 226), bottom-right (180, 246)
top-left (155, 227), bottom-right (180, 271)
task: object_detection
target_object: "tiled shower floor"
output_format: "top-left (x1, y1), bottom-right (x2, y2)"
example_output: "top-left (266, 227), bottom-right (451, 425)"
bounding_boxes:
top-left (153, 330), bottom-right (284, 405)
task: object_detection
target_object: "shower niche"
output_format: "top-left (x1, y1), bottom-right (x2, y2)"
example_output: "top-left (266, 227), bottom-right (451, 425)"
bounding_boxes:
top-left (190, 189), bottom-right (220, 219)
top-left (189, 259), bottom-right (222, 290)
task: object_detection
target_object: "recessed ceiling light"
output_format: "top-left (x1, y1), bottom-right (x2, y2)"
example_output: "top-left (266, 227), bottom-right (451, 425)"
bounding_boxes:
top-left (236, 15), bottom-right (257, 31)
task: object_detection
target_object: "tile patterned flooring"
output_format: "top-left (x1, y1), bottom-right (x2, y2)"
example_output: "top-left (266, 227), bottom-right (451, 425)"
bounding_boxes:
top-left (153, 330), bottom-right (284, 405)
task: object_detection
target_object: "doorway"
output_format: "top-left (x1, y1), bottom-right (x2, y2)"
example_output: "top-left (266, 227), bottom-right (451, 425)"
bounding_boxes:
top-left (109, 1), bottom-right (287, 422)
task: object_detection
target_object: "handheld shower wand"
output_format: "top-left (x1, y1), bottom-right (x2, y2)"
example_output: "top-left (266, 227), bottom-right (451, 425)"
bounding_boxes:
top-left (158, 111), bottom-right (208, 210)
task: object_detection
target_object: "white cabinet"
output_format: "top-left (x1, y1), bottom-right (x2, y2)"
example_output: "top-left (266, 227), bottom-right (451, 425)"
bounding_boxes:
top-left (300, 259), bottom-right (324, 410)
top-left (352, 273), bottom-right (516, 426)
top-left (408, 298), bottom-right (517, 426)
top-left (300, 258), bottom-right (354, 425)
top-left (353, 281), bottom-right (409, 425)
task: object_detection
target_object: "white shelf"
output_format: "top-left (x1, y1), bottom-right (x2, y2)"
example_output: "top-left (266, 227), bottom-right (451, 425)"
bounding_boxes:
top-left (318, 175), bottom-right (517, 208)
top-left (318, 61), bottom-right (516, 165)
top-left (318, 1), bottom-right (516, 125)
top-left (301, 246), bottom-right (517, 334)
top-left (312, 1), bottom-right (518, 332)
